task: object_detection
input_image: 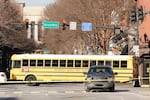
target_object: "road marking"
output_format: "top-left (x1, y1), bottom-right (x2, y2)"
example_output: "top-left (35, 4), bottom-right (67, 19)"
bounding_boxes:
top-left (0, 92), bottom-right (6, 94)
top-left (130, 92), bottom-right (150, 97)
top-left (48, 91), bottom-right (58, 94)
top-left (64, 91), bottom-right (75, 93)
top-left (31, 91), bottom-right (41, 94)
top-left (13, 91), bottom-right (23, 94)
top-left (0, 90), bottom-right (85, 94)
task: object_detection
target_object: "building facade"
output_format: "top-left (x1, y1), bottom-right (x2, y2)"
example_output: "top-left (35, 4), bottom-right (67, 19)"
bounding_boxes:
top-left (138, 0), bottom-right (150, 55)
top-left (23, 6), bottom-right (45, 43)
top-left (137, 0), bottom-right (150, 86)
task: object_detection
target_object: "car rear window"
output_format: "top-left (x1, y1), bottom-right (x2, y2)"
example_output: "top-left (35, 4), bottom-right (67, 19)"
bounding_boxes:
top-left (88, 67), bottom-right (113, 74)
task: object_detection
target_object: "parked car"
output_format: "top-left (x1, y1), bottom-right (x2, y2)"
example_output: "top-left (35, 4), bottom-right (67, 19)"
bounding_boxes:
top-left (0, 72), bottom-right (7, 82)
top-left (84, 66), bottom-right (117, 92)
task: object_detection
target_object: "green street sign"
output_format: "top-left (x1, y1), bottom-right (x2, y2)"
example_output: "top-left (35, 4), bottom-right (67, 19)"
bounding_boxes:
top-left (43, 21), bottom-right (59, 29)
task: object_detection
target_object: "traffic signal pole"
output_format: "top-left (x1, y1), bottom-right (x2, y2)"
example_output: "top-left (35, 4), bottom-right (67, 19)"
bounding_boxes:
top-left (132, 4), bottom-right (145, 87)
top-left (129, 4), bottom-right (142, 87)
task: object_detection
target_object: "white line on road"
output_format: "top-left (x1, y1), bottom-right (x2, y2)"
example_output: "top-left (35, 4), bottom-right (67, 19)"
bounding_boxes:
top-left (13, 91), bottom-right (23, 94)
top-left (30, 91), bottom-right (41, 94)
top-left (48, 91), bottom-right (58, 94)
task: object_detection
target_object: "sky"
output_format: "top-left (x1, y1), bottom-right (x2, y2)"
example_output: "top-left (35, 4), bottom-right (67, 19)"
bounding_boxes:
top-left (15, 0), bottom-right (55, 6)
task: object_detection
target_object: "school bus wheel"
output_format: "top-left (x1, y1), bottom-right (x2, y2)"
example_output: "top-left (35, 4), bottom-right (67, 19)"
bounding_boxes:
top-left (25, 75), bottom-right (39, 86)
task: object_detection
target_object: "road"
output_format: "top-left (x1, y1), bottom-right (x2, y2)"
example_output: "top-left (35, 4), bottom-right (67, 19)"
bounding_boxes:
top-left (0, 83), bottom-right (150, 100)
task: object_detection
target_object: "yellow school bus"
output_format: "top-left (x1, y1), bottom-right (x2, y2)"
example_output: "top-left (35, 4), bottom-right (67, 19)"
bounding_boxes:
top-left (10, 54), bottom-right (136, 83)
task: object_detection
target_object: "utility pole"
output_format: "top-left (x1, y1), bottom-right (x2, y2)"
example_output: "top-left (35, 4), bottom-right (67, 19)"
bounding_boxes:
top-left (134, 10), bottom-right (140, 87)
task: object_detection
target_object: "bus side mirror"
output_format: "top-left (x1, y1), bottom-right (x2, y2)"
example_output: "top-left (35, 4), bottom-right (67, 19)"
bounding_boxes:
top-left (83, 72), bottom-right (87, 75)
top-left (114, 72), bottom-right (118, 75)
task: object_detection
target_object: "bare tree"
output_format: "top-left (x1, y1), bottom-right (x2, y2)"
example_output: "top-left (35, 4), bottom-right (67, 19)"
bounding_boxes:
top-left (43, 0), bottom-right (134, 54)
top-left (0, 0), bottom-right (37, 51)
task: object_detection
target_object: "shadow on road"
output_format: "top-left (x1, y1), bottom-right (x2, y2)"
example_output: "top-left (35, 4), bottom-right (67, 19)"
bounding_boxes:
top-left (115, 89), bottom-right (129, 92)
top-left (0, 97), bottom-right (17, 100)
top-left (89, 89), bottom-right (130, 93)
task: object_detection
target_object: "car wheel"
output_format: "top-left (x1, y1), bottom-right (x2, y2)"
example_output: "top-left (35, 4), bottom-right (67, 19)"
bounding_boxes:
top-left (85, 88), bottom-right (91, 92)
top-left (25, 75), bottom-right (40, 86)
top-left (84, 84), bottom-right (91, 92)
top-left (109, 85), bottom-right (115, 92)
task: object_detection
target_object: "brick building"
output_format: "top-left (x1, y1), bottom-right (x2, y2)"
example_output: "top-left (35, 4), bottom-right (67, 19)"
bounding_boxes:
top-left (137, 0), bottom-right (150, 86)
top-left (137, 0), bottom-right (150, 55)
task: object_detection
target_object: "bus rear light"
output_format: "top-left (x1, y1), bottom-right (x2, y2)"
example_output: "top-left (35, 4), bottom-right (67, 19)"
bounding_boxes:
top-left (11, 74), bottom-right (16, 79)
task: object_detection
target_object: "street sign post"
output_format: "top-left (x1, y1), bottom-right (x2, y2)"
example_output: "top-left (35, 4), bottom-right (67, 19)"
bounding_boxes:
top-left (133, 45), bottom-right (139, 57)
top-left (43, 21), bottom-right (59, 29)
top-left (82, 22), bottom-right (92, 31)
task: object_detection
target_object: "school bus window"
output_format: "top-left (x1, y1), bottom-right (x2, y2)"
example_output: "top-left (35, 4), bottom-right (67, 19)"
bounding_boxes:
top-left (37, 60), bottom-right (43, 67)
top-left (13, 60), bottom-right (21, 68)
top-left (105, 60), bottom-right (112, 66)
top-left (98, 60), bottom-right (104, 66)
top-left (60, 60), bottom-right (66, 67)
top-left (52, 60), bottom-right (58, 67)
top-left (30, 60), bottom-right (36, 67)
top-left (113, 60), bottom-right (119, 68)
top-left (121, 61), bottom-right (127, 68)
top-left (67, 60), bottom-right (73, 67)
top-left (90, 60), bottom-right (96, 66)
top-left (45, 60), bottom-right (51, 67)
top-left (23, 60), bottom-right (28, 66)
top-left (83, 60), bottom-right (88, 67)
top-left (75, 60), bottom-right (81, 67)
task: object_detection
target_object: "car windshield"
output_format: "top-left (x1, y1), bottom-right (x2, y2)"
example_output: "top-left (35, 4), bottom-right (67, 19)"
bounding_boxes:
top-left (88, 67), bottom-right (113, 74)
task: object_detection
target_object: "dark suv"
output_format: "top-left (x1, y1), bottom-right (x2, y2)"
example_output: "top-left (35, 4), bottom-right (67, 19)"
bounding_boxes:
top-left (84, 66), bottom-right (117, 92)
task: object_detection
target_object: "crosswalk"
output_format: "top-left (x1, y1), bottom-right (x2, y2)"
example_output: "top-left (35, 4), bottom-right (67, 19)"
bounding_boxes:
top-left (0, 90), bottom-right (86, 95)
top-left (0, 86), bottom-right (86, 95)
top-left (0, 83), bottom-right (86, 95)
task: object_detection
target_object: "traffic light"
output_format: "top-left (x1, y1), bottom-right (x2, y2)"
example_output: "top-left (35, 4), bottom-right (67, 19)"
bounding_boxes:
top-left (138, 6), bottom-right (144, 21)
top-left (30, 21), bottom-right (35, 39)
top-left (62, 20), bottom-right (69, 30)
top-left (24, 19), bottom-right (29, 30)
top-left (30, 21), bottom-right (35, 28)
top-left (130, 6), bottom-right (137, 22)
top-left (62, 23), bottom-right (66, 30)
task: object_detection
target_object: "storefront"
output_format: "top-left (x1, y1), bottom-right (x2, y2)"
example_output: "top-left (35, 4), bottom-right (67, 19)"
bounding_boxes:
top-left (140, 54), bottom-right (150, 86)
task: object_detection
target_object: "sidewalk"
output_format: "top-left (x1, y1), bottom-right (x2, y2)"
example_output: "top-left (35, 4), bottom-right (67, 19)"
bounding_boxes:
top-left (134, 86), bottom-right (150, 97)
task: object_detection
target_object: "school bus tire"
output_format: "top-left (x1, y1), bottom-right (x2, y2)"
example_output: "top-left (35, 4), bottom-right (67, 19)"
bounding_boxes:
top-left (25, 75), bottom-right (40, 86)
